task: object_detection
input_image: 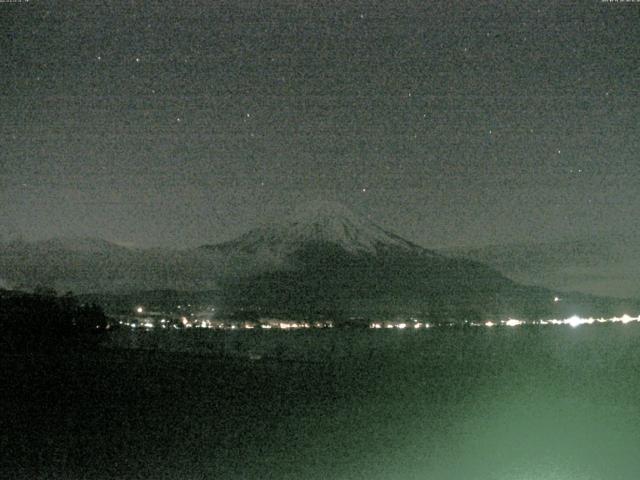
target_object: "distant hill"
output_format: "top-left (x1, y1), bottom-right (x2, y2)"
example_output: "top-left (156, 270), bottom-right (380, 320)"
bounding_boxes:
top-left (0, 237), bottom-right (222, 294)
top-left (441, 234), bottom-right (640, 299)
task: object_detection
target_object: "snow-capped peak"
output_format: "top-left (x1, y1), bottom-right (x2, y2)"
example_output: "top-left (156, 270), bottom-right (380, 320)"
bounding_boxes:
top-left (220, 201), bottom-right (428, 256)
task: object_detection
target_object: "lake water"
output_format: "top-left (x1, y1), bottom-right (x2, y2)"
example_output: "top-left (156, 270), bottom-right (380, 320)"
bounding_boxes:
top-left (3, 325), bottom-right (640, 479)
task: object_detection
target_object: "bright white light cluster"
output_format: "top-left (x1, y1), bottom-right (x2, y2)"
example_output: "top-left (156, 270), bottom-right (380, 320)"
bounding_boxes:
top-left (367, 314), bottom-right (640, 330)
top-left (370, 322), bottom-right (431, 330)
top-left (515, 314), bottom-right (640, 328)
top-left (121, 314), bottom-right (640, 331)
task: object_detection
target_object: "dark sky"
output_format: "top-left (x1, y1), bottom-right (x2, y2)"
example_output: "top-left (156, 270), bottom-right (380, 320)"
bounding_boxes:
top-left (2, 1), bottom-right (640, 248)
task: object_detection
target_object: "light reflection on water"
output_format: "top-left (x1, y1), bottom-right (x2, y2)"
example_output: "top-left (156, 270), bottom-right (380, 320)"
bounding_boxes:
top-left (102, 325), bottom-right (640, 479)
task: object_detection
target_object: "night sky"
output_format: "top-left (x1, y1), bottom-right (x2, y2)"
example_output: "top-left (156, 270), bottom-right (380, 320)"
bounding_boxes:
top-left (2, 1), bottom-right (640, 248)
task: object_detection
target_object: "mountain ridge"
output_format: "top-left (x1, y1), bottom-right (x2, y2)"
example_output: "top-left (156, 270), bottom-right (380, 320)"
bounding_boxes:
top-left (441, 235), bottom-right (640, 299)
top-left (201, 201), bottom-right (430, 258)
top-left (0, 202), bottom-right (636, 320)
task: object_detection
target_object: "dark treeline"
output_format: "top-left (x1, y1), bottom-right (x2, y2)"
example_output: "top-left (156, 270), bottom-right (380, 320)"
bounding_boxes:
top-left (0, 288), bottom-right (109, 353)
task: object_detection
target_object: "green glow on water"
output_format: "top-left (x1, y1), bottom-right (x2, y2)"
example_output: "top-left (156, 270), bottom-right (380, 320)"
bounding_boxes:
top-left (4, 325), bottom-right (640, 479)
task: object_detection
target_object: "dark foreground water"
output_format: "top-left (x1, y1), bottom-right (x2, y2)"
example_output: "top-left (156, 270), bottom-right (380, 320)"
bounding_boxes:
top-left (2, 325), bottom-right (640, 479)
